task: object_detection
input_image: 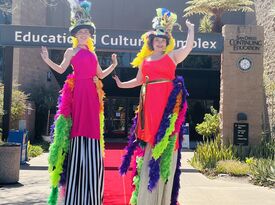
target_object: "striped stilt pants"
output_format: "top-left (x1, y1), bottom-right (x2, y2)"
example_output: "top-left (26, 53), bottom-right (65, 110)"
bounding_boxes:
top-left (65, 137), bottom-right (104, 205)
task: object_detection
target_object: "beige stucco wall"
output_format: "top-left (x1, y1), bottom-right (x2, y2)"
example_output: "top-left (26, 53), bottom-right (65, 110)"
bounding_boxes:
top-left (254, 0), bottom-right (275, 136)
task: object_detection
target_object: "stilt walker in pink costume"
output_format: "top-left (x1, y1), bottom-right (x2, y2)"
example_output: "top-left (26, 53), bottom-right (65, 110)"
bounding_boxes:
top-left (40, 1), bottom-right (117, 204)
top-left (113, 8), bottom-right (194, 205)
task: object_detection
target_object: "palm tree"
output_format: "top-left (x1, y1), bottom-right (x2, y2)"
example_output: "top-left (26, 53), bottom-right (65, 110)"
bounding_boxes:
top-left (183, 0), bottom-right (254, 33)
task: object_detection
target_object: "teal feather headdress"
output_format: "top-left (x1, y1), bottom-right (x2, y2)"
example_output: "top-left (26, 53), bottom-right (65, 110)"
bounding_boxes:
top-left (68, 0), bottom-right (95, 36)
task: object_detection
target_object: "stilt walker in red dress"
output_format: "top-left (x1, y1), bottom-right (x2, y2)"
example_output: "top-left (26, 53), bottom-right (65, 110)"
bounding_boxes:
top-left (113, 8), bottom-right (194, 205)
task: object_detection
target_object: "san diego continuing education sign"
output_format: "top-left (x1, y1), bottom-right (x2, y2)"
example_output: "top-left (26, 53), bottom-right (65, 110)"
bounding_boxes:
top-left (229, 35), bottom-right (262, 52)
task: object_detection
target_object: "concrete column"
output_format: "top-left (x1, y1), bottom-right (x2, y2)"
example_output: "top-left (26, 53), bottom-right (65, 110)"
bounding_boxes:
top-left (221, 25), bottom-right (264, 145)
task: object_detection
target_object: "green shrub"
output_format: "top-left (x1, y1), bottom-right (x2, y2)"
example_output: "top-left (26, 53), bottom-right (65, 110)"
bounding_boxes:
top-left (190, 134), bottom-right (234, 171)
top-left (28, 142), bottom-right (43, 158)
top-left (216, 160), bottom-right (250, 176)
top-left (195, 106), bottom-right (220, 140)
top-left (249, 136), bottom-right (275, 160)
top-left (248, 158), bottom-right (275, 187)
top-left (190, 107), bottom-right (234, 171)
top-left (0, 84), bottom-right (29, 129)
top-left (233, 134), bottom-right (275, 161)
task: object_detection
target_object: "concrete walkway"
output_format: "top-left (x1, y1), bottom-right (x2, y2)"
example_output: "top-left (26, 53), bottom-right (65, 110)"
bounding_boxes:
top-left (0, 151), bottom-right (275, 205)
top-left (179, 151), bottom-right (275, 205)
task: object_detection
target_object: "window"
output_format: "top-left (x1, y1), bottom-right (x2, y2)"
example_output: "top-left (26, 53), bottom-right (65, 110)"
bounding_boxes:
top-left (178, 55), bottom-right (221, 70)
top-left (96, 51), bottom-right (137, 68)
top-left (0, 0), bottom-right (12, 24)
top-left (0, 0), bottom-right (12, 82)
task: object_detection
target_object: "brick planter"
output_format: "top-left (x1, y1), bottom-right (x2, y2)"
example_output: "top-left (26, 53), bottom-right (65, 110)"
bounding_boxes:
top-left (0, 144), bottom-right (20, 184)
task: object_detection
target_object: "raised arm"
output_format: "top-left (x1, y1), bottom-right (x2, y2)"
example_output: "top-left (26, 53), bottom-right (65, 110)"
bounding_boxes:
top-left (170, 19), bottom-right (194, 65)
top-left (40, 46), bottom-right (73, 74)
top-left (113, 67), bottom-right (143, 89)
top-left (96, 53), bottom-right (118, 79)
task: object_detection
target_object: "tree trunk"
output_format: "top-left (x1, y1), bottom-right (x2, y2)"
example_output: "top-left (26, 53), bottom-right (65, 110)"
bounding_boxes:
top-left (212, 12), bottom-right (223, 33)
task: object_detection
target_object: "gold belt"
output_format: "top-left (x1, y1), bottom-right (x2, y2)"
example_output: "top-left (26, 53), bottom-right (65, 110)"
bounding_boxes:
top-left (138, 76), bottom-right (173, 130)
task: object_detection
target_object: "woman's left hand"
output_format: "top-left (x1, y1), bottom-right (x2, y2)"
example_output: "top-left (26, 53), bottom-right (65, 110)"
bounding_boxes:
top-left (111, 54), bottom-right (118, 67)
top-left (93, 76), bottom-right (99, 83)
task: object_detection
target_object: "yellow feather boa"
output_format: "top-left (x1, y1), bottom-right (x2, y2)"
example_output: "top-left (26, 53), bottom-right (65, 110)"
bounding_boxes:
top-left (131, 34), bottom-right (175, 68)
top-left (72, 36), bottom-right (95, 53)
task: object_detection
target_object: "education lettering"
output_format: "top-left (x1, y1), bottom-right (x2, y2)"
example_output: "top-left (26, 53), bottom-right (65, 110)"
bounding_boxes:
top-left (15, 31), bottom-right (72, 44)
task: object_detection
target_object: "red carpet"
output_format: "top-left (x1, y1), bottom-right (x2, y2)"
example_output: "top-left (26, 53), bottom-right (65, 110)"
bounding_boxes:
top-left (103, 143), bottom-right (133, 205)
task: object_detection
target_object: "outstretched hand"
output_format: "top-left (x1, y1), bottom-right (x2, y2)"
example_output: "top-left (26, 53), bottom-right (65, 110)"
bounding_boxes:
top-left (111, 53), bottom-right (118, 67)
top-left (185, 19), bottom-right (194, 30)
top-left (40, 46), bottom-right (49, 62)
top-left (112, 75), bottom-right (122, 88)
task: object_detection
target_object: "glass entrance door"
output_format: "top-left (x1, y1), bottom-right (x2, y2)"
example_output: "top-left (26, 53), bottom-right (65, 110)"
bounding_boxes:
top-left (104, 97), bottom-right (139, 138)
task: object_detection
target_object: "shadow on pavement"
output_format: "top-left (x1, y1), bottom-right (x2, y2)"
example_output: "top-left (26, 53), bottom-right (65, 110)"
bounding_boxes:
top-left (181, 149), bottom-right (195, 152)
top-left (1, 200), bottom-right (47, 205)
top-left (0, 182), bottom-right (24, 189)
top-left (20, 164), bottom-right (48, 171)
top-left (181, 168), bottom-right (199, 173)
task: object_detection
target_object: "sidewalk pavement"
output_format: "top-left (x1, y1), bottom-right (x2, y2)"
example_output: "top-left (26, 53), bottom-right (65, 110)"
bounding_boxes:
top-left (0, 153), bottom-right (49, 205)
top-left (0, 151), bottom-right (275, 205)
top-left (179, 151), bottom-right (275, 205)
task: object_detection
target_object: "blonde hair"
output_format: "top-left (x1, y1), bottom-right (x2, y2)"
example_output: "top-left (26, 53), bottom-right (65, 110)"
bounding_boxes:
top-left (72, 36), bottom-right (95, 53)
top-left (131, 34), bottom-right (176, 68)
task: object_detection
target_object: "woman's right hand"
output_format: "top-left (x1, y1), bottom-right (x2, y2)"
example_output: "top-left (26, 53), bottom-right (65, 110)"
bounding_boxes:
top-left (41, 46), bottom-right (49, 62)
top-left (112, 75), bottom-right (122, 88)
top-left (185, 19), bottom-right (194, 31)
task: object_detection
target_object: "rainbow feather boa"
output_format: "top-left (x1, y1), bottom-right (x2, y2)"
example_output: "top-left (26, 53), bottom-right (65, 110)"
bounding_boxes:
top-left (47, 74), bottom-right (105, 205)
top-left (119, 76), bottom-right (188, 205)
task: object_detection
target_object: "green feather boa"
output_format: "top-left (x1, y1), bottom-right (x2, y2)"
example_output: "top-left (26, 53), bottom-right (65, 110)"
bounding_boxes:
top-left (160, 135), bottom-right (176, 181)
top-left (48, 115), bottom-right (72, 205)
top-left (130, 156), bottom-right (144, 205)
top-left (152, 113), bottom-right (178, 160)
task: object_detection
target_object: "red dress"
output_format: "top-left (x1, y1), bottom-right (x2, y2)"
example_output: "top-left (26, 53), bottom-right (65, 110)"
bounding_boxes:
top-left (137, 54), bottom-right (176, 145)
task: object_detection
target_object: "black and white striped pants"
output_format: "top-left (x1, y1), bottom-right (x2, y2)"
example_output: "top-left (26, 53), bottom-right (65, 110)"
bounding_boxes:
top-left (65, 137), bottom-right (104, 205)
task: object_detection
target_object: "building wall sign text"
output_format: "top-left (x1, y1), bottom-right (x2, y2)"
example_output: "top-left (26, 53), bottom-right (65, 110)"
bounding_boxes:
top-left (229, 35), bottom-right (262, 52)
top-left (0, 25), bottom-right (223, 54)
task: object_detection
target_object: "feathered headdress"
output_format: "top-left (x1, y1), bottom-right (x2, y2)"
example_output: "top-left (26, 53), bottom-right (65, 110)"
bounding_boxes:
top-left (68, 0), bottom-right (95, 36)
top-left (152, 8), bottom-right (182, 36)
